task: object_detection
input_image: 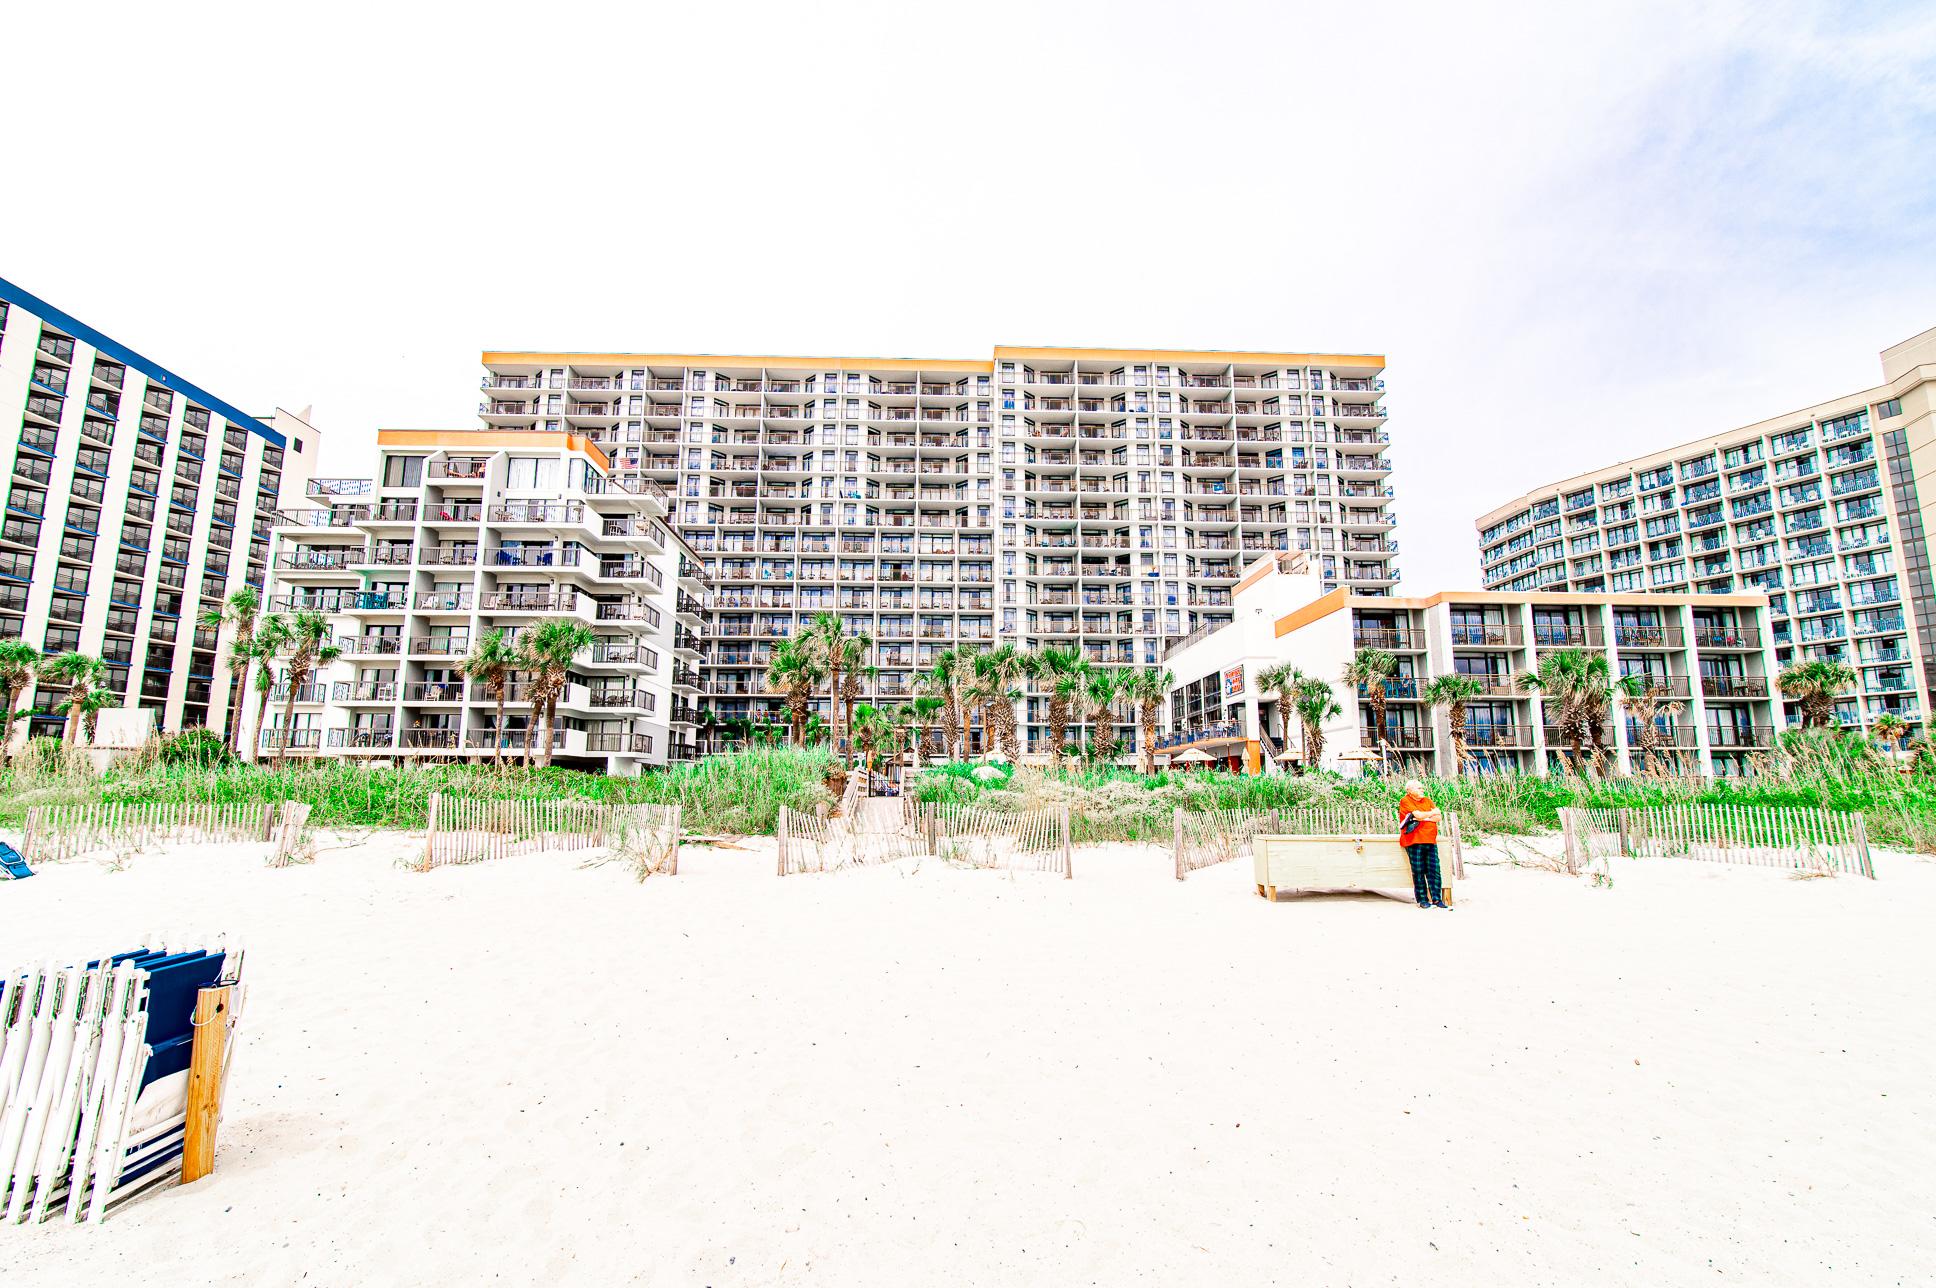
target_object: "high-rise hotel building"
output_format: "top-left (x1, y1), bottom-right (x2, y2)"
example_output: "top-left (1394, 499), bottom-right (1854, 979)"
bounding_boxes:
top-left (474, 347), bottom-right (1394, 757)
top-left (0, 276), bottom-right (319, 742)
top-left (258, 431), bottom-right (702, 768)
top-left (1477, 326), bottom-right (1936, 735)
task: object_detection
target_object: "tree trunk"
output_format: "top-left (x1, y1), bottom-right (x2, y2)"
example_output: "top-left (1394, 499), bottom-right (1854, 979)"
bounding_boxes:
top-left (63, 684), bottom-right (84, 749)
top-left (1449, 704), bottom-right (1468, 775)
top-left (252, 687), bottom-right (272, 763)
top-left (826, 662), bottom-right (843, 753)
top-left (494, 685), bottom-right (508, 769)
top-left (521, 687), bottom-right (539, 768)
top-left (277, 675), bottom-right (301, 768)
top-left (0, 683), bottom-right (19, 766)
top-left (1141, 705), bottom-right (1157, 776)
top-left (540, 692), bottom-right (558, 767)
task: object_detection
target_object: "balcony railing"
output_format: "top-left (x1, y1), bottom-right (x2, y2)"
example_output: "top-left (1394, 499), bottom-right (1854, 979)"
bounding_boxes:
top-left (1614, 625), bottom-right (1685, 649)
top-left (1701, 676), bottom-right (1769, 699)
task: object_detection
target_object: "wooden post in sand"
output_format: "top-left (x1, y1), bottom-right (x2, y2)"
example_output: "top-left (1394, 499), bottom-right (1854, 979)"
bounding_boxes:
top-left (1060, 804), bottom-right (1072, 879)
top-left (423, 790), bottom-right (441, 872)
top-left (777, 808), bottom-right (788, 876)
top-left (182, 985), bottom-right (234, 1184)
top-left (1173, 806), bottom-right (1185, 881)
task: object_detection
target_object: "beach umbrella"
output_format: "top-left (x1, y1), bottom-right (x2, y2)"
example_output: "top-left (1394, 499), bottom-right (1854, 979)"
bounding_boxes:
top-left (1171, 747), bottom-right (1215, 764)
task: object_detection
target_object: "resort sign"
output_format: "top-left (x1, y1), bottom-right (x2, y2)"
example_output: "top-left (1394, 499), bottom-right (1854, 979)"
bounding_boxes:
top-left (1222, 664), bottom-right (1245, 698)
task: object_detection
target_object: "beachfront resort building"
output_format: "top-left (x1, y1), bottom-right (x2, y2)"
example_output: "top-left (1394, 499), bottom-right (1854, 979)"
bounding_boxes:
top-left (257, 430), bottom-right (702, 771)
top-left (0, 276), bottom-right (320, 743)
top-left (1477, 325), bottom-right (1936, 738)
top-left (1160, 551), bottom-right (1783, 777)
top-left (473, 347), bottom-right (1396, 758)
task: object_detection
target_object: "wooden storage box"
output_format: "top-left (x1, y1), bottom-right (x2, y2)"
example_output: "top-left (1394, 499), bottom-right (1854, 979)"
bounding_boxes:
top-left (1251, 833), bottom-right (1452, 904)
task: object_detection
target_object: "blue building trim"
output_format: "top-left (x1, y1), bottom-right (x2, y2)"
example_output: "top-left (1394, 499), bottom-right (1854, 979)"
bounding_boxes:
top-left (0, 275), bottom-right (285, 448)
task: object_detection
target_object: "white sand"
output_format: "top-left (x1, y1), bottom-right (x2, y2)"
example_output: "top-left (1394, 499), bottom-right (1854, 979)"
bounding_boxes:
top-left (3, 831), bottom-right (1932, 1287)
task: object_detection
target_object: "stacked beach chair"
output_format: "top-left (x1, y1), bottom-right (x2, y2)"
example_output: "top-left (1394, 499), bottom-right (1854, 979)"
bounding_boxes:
top-left (0, 941), bottom-right (244, 1225)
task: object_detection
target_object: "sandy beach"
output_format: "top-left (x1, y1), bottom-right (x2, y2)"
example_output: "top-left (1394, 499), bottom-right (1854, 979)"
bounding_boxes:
top-left (3, 832), bottom-right (1932, 1287)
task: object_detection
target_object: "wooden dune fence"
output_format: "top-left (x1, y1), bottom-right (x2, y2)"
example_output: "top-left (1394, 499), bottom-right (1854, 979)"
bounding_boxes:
top-left (1559, 805), bottom-right (1872, 878)
top-left (907, 801), bottom-right (1073, 877)
top-left (421, 792), bottom-right (611, 869)
top-left (21, 801), bottom-right (314, 867)
top-left (1173, 804), bottom-right (1465, 881)
top-left (776, 800), bottom-right (924, 875)
top-left (609, 804), bottom-right (684, 877)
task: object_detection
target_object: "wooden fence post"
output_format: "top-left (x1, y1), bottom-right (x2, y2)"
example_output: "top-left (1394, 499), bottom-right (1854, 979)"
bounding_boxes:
top-left (777, 808), bottom-right (788, 877)
top-left (1060, 804), bottom-right (1072, 879)
top-left (423, 790), bottom-right (440, 872)
top-left (1617, 809), bottom-right (1632, 857)
top-left (1851, 812), bottom-right (1872, 879)
top-left (181, 985), bottom-right (234, 1184)
top-left (1173, 806), bottom-right (1185, 881)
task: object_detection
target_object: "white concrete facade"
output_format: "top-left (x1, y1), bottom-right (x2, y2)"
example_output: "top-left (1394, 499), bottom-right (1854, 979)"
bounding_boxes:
top-left (476, 347), bottom-right (1396, 759)
top-left (257, 431), bottom-right (700, 771)
top-left (0, 277), bottom-right (319, 743)
top-left (1162, 554), bottom-right (1784, 777)
top-left (1478, 325), bottom-right (1936, 739)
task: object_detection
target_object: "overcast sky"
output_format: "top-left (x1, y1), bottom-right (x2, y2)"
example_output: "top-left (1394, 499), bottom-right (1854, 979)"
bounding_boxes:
top-left (5, 0), bottom-right (1932, 588)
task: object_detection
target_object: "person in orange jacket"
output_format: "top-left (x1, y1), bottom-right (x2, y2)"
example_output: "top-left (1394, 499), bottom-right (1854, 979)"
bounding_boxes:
top-left (1398, 778), bottom-right (1450, 910)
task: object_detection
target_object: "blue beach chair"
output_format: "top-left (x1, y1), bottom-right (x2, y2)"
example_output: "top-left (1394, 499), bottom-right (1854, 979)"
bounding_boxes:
top-left (0, 840), bottom-right (32, 879)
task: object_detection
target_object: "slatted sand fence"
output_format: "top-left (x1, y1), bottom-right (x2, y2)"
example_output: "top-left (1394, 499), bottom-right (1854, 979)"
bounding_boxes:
top-left (776, 797), bottom-right (923, 875)
top-left (20, 801), bottom-right (314, 867)
top-left (906, 801), bottom-right (1072, 877)
top-left (1559, 804), bottom-right (1873, 878)
top-left (420, 792), bottom-right (610, 870)
top-left (1173, 803), bottom-right (1465, 881)
top-left (608, 804), bottom-right (684, 878)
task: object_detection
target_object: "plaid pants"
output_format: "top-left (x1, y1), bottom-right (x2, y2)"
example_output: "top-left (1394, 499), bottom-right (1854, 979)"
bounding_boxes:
top-left (1405, 843), bottom-right (1442, 906)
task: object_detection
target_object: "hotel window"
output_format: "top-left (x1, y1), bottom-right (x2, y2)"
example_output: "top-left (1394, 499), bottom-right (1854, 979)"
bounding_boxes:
top-left (383, 455), bottom-right (424, 488)
top-left (1877, 399), bottom-right (1902, 419)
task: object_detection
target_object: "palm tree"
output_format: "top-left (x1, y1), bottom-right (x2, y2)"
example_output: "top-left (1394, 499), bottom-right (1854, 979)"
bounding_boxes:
top-left (1616, 673), bottom-right (1684, 770)
top-left (905, 694), bottom-right (945, 766)
top-left (1340, 647), bottom-right (1399, 754)
top-left (1518, 647), bottom-right (1613, 771)
top-left (72, 687), bottom-right (119, 744)
top-left (1292, 676), bottom-right (1343, 768)
top-left (1256, 662), bottom-right (1308, 767)
top-left (840, 643), bottom-right (876, 751)
top-left (851, 702), bottom-right (898, 780)
top-left (267, 610), bottom-right (341, 766)
top-left (1870, 713), bottom-right (1909, 756)
top-left (921, 647), bottom-right (967, 761)
top-left (1422, 673), bottom-right (1486, 775)
top-left (459, 629), bottom-right (520, 768)
top-left (0, 640), bottom-right (41, 765)
top-left (1082, 665), bottom-right (1121, 763)
top-left (1035, 646), bottom-right (1088, 767)
top-left (37, 651), bottom-right (109, 750)
top-left (1777, 659), bottom-right (1856, 730)
top-left (1130, 667), bottom-right (1174, 776)
top-left (766, 640), bottom-right (824, 746)
top-left (518, 618), bottom-right (595, 767)
top-left (974, 643), bottom-right (1034, 762)
top-left (200, 587), bottom-right (260, 755)
top-left (242, 630), bottom-right (282, 761)
top-left (802, 612), bottom-right (850, 752)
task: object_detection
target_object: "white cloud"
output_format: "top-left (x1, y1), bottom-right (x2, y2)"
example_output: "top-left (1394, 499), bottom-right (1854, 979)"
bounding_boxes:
top-left (3, 0), bottom-right (1930, 589)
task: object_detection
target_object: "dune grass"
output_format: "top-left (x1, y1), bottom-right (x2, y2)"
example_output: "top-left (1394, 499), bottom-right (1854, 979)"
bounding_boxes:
top-left (0, 745), bottom-right (837, 838)
top-left (909, 739), bottom-right (1936, 852)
